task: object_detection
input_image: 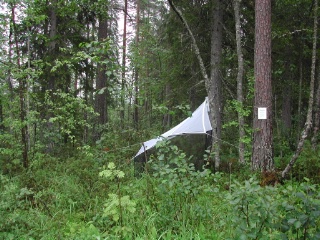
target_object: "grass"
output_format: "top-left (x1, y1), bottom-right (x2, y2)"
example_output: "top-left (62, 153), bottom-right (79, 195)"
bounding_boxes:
top-left (0, 147), bottom-right (320, 239)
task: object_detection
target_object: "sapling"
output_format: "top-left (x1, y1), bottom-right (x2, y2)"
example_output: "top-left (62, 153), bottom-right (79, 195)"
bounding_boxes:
top-left (99, 162), bottom-right (136, 236)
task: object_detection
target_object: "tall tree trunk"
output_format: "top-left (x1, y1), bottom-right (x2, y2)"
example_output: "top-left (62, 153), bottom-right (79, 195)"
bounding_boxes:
top-left (7, 11), bottom-right (14, 100)
top-left (43, 0), bottom-right (58, 153)
top-left (26, 26), bottom-right (31, 158)
top-left (120, 0), bottom-right (128, 127)
top-left (210, 0), bottom-right (223, 170)
top-left (95, 18), bottom-right (109, 128)
top-left (282, 0), bottom-right (318, 178)
top-left (11, 4), bottom-right (29, 168)
top-left (252, 0), bottom-right (274, 171)
top-left (133, 0), bottom-right (140, 129)
top-left (233, 0), bottom-right (245, 164)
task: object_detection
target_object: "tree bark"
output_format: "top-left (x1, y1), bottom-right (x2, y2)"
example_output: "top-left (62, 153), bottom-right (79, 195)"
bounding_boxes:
top-left (233, 0), bottom-right (245, 164)
top-left (282, 0), bottom-right (318, 178)
top-left (120, 0), bottom-right (128, 127)
top-left (252, 0), bottom-right (274, 171)
top-left (210, 0), bottom-right (223, 170)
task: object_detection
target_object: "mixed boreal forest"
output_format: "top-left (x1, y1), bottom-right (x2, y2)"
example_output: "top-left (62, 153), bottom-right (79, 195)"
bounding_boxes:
top-left (1, 0), bottom-right (320, 239)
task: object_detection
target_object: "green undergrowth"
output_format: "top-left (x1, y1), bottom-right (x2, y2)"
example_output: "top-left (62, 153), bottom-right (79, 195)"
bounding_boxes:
top-left (1, 144), bottom-right (320, 239)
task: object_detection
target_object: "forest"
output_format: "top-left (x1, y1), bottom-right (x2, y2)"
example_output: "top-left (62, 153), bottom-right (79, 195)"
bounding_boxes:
top-left (1, 0), bottom-right (320, 239)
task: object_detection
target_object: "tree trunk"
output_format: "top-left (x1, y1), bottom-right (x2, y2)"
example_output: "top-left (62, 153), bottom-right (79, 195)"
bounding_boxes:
top-left (282, 0), bottom-right (318, 178)
top-left (252, 0), bottom-right (274, 171)
top-left (120, 0), bottom-right (128, 127)
top-left (133, 0), bottom-right (140, 129)
top-left (233, 0), bottom-right (245, 164)
top-left (7, 26), bottom-right (14, 99)
top-left (95, 18), bottom-right (109, 127)
top-left (209, 0), bottom-right (223, 170)
top-left (11, 4), bottom-right (29, 168)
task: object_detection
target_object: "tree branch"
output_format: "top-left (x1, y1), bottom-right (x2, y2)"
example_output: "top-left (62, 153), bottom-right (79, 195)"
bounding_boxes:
top-left (167, 0), bottom-right (209, 88)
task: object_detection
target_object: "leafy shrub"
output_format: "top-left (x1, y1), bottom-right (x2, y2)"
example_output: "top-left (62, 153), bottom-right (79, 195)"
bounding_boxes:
top-left (226, 177), bottom-right (282, 239)
top-left (279, 179), bottom-right (320, 239)
top-left (226, 177), bottom-right (320, 240)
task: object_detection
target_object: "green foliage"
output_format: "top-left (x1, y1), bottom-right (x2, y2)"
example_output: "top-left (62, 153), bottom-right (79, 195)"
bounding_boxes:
top-left (226, 177), bottom-right (320, 240)
top-left (0, 152), bottom-right (108, 239)
top-left (279, 179), bottom-right (320, 239)
top-left (227, 177), bottom-right (282, 239)
top-left (222, 99), bottom-right (253, 161)
top-left (129, 141), bottom-right (227, 238)
top-left (292, 142), bottom-right (320, 182)
top-left (151, 141), bottom-right (218, 198)
top-left (274, 141), bottom-right (320, 183)
top-left (64, 222), bottom-right (100, 240)
top-left (99, 162), bottom-right (136, 237)
top-left (103, 194), bottom-right (136, 222)
top-left (152, 103), bottom-right (192, 118)
top-left (0, 132), bottom-right (23, 174)
top-left (42, 90), bottom-right (97, 147)
top-left (99, 162), bottom-right (126, 180)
